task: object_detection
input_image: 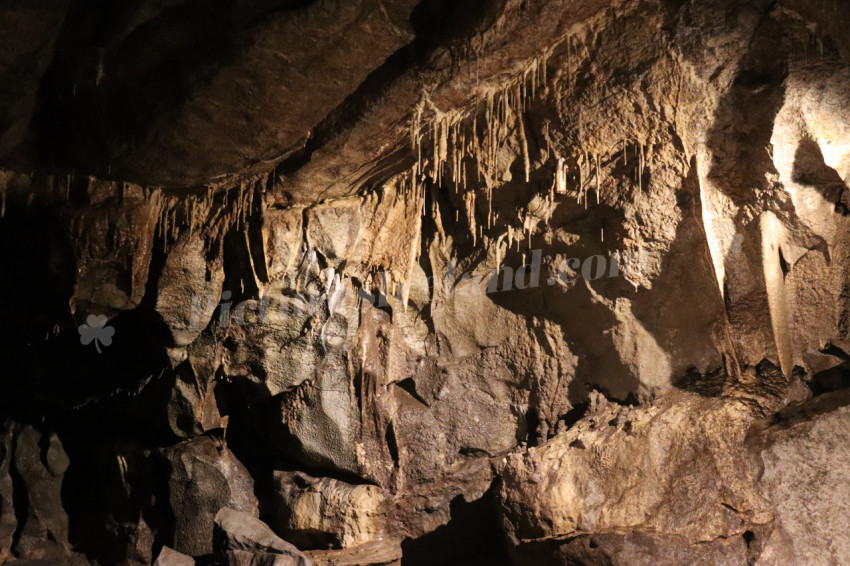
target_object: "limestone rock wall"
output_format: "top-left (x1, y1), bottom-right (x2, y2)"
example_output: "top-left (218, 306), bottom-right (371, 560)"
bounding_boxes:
top-left (0, 0), bottom-right (849, 564)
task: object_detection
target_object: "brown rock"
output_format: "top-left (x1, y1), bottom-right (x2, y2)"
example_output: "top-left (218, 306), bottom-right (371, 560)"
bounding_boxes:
top-left (161, 436), bottom-right (258, 556)
top-left (154, 546), bottom-right (195, 566)
top-left (10, 424), bottom-right (72, 562)
top-left (213, 507), bottom-right (308, 564)
top-left (0, 422), bottom-right (15, 557)
top-left (305, 539), bottom-right (402, 566)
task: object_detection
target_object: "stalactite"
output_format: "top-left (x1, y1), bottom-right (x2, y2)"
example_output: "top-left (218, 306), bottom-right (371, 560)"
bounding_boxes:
top-left (558, 157), bottom-right (568, 195)
top-left (638, 144), bottom-right (644, 195)
top-left (462, 170), bottom-right (475, 243)
top-left (518, 109), bottom-right (531, 183)
top-left (487, 186), bottom-right (493, 228)
top-left (596, 154), bottom-right (601, 204)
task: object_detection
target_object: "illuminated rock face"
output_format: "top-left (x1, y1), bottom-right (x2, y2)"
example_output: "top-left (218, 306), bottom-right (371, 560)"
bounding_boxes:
top-left (1, 0), bottom-right (850, 564)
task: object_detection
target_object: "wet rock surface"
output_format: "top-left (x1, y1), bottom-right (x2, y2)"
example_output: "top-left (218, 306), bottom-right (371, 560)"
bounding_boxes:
top-left (1, 0), bottom-right (850, 564)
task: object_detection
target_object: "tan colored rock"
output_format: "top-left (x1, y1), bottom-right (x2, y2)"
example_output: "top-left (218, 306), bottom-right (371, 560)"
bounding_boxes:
top-left (305, 539), bottom-right (402, 566)
top-left (3, 1), bottom-right (850, 565)
top-left (154, 546), bottom-right (195, 566)
top-left (262, 208), bottom-right (304, 285)
top-left (499, 391), bottom-right (773, 544)
top-left (747, 390), bottom-right (850, 565)
top-left (269, 472), bottom-right (387, 550)
top-left (306, 200), bottom-right (363, 267)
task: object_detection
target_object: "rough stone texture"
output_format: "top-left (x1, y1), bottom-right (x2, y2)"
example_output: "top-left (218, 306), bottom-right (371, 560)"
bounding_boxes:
top-left (0, 422), bottom-right (15, 560)
top-left (499, 390), bottom-right (774, 545)
top-left (162, 436), bottom-right (259, 557)
top-left (69, 183), bottom-right (159, 318)
top-left (746, 390), bottom-right (850, 565)
top-left (268, 472), bottom-right (387, 550)
top-left (305, 540), bottom-right (402, 566)
top-left (214, 507), bottom-right (307, 562)
top-left (10, 424), bottom-right (72, 562)
top-left (156, 233), bottom-right (226, 347)
top-left (10, 0), bottom-right (420, 187)
top-left (153, 546), bottom-right (195, 566)
top-left (510, 532), bottom-right (748, 566)
top-left (1, 0), bottom-right (850, 564)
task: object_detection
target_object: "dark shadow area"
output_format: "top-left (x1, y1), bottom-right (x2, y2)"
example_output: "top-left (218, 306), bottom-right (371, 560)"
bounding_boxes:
top-left (792, 137), bottom-right (848, 211)
top-left (630, 157), bottom-right (727, 385)
top-left (808, 345), bottom-right (850, 395)
top-left (510, 535), bottom-right (613, 566)
top-left (401, 488), bottom-right (511, 566)
top-left (672, 366), bottom-right (728, 398)
top-left (28, 0), bottom-right (260, 172)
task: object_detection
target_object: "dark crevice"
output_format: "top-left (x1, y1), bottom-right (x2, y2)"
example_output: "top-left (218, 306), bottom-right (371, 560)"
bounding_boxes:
top-left (559, 403), bottom-right (591, 429)
top-left (401, 486), bottom-right (511, 566)
top-left (396, 378), bottom-right (429, 407)
top-left (385, 423), bottom-right (400, 467)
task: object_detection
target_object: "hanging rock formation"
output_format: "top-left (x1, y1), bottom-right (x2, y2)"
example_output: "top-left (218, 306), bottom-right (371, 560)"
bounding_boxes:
top-left (1, 0), bottom-right (850, 564)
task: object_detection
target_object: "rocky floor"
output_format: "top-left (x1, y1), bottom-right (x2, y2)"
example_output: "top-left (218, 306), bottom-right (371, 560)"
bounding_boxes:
top-left (1, 0), bottom-right (850, 564)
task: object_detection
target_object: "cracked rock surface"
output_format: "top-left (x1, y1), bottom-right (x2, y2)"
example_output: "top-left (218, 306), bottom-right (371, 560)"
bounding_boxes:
top-left (1, 0), bottom-right (850, 564)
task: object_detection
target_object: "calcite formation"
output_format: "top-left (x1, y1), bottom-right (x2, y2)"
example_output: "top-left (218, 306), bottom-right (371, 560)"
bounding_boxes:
top-left (1, 0), bottom-right (849, 564)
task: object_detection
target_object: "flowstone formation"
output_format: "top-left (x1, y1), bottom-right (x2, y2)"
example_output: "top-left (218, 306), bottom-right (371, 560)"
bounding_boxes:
top-left (1, 0), bottom-right (850, 564)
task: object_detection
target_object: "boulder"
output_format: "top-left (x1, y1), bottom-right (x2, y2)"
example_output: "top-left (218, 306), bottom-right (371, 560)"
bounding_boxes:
top-left (154, 546), bottom-right (195, 566)
top-left (499, 391), bottom-right (772, 545)
top-left (161, 436), bottom-right (258, 556)
top-left (214, 507), bottom-right (310, 566)
top-left (268, 472), bottom-right (387, 549)
top-left (746, 390), bottom-right (850, 565)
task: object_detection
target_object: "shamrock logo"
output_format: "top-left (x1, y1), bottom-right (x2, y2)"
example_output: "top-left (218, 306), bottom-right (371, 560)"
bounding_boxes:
top-left (78, 314), bottom-right (115, 353)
